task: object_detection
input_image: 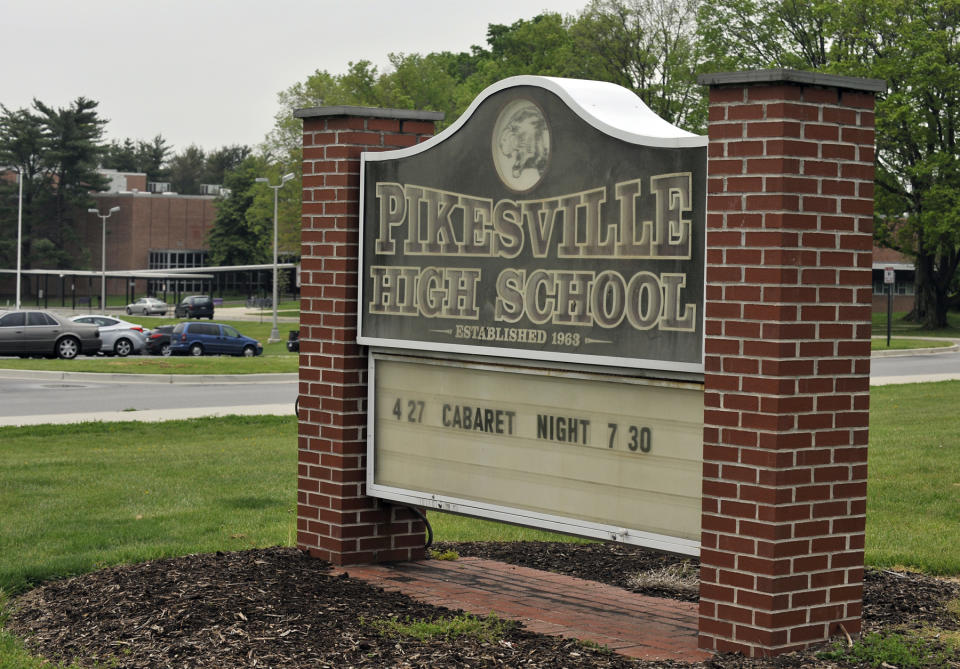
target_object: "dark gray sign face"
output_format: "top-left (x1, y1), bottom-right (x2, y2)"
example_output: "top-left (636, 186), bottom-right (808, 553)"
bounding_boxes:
top-left (359, 83), bottom-right (706, 373)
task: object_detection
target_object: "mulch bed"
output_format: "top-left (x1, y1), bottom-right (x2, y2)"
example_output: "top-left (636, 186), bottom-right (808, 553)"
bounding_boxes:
top-left (6, 543), bottom-right (960, 668)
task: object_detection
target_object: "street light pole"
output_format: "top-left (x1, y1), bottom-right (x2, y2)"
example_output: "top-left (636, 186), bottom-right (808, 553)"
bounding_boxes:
top-left (87, 206), bottom-right (120, 311)
top-left (15, 167), bottom-right (23, 310)
top-left (256, 172), bottom-right (295, 343)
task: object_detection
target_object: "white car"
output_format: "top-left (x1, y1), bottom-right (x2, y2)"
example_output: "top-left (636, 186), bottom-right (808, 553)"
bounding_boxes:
top-left (70, 315), bottom-right (147, 357)
top-left (126, 297), bottom-right (169, 316)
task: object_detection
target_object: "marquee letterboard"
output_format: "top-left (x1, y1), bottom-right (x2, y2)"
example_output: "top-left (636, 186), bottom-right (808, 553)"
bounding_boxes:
top-left (368, 354), bottom-right (704, 554)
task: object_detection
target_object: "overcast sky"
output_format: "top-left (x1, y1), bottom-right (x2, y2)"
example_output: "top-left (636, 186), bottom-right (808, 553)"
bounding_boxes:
top-left (2, 0), bottom-right (588, 153)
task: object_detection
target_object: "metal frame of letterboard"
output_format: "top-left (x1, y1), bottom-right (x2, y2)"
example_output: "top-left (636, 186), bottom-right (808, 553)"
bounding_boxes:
top-left (367, 352), bottom-right (703, 556)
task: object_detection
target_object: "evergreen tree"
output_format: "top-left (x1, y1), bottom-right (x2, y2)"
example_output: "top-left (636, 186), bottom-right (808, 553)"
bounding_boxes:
top-left (167, 144), bottom-right (206, 194)
top-left (0, 97), bottom-right (108, 271)
top-left (0, 106), bottom-right (46, 272)
top-left (32, 97), bottom-right (109, 266)
top-left (102, 138), bottom-right (141, 173)
top-left (102, 134), bottom-right (172, 182)
top-left (137, 135), bottom-right (172, 181)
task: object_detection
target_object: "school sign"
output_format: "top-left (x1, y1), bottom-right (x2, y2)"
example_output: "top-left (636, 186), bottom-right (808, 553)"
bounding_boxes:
top-left (297, 69), bottom-right (882, 656)
top-left (358, 77), bottom-right (707, 553)
top-left (360, 77), bottom-right (705, 373)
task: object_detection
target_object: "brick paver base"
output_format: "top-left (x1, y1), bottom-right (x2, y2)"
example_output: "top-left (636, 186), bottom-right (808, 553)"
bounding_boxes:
top-left (333, 557), bottom-right (710, 662)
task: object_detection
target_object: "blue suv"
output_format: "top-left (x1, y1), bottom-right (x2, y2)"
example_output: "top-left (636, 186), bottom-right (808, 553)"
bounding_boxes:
top-left (170, 322), bottom-right (263, 357)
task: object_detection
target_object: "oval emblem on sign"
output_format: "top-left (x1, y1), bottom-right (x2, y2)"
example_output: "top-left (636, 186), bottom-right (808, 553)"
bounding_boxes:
top-left (492, 99), bottom-right (550, 192)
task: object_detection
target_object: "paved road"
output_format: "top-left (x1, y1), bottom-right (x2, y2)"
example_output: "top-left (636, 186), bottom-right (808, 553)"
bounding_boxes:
top-left (2, 340), bottom-right (957, 427)
top-left (870, 340), bottom-right (960, 384)
top-left (0, 369), bottom-right (297, 427)
top-left (0, 305), bottom-right (301, 426)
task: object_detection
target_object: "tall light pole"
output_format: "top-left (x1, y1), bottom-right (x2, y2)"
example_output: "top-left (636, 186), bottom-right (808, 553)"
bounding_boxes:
top-left (88, 205), bottom-right (120, 311)
top-left (14, 167), bottom-right (23, 310)
top-left (256, 172), bottom-right (295, 342)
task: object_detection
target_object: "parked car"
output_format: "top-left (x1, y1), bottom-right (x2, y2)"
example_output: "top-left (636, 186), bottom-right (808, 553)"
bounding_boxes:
top-left (0, 310), bottom-right (100, 359)
top-left (169, 322), bottom-right (262, 357)
top-left (174, 295), bottom-right (214, 319)
top-left (70, 315), bottom-right (147, 357)
top-left (144, 325), bottom-right (175, 356)
top-left (126, 297), bottom-right (169, 316)
top-left (287, 330), bottom-right (300, 352)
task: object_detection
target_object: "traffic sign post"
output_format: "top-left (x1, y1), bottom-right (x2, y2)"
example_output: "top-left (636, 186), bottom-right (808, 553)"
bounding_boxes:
top-left (884, 266), bottom-right (895, 346)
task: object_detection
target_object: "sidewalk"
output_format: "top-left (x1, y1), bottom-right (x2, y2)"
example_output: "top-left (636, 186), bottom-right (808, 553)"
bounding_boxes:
top-left (0, 404), bottom-right (294, 427)
top-left (333, 557), bottom-right (709, 663)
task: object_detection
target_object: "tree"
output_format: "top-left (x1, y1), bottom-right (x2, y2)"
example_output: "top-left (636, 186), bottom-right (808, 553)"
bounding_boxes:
top-left (375, 53), bottom-right (459, 119)
top-left (0, 97), bottom-right (108, 272)
top-left (264, 61), bottom-right (384, 164)
top-left (454, 13), bottom-right (584, 112)
top-left (102, 134), bottom-right (172, 182)
top-left (699, 0), bottom-right (960, 329)
top-left (167, 144), bottom-right (206, 194)
top-left (206, 155), bottom-right (272, 267)
top-left (0, 106), bottom-right (47, 273)
top-left (858, 0), bottom-right (960, 328)
top-left (697, 0), bottom-right (838, 71)
top-left (202, 144), bottom-right (251, 186)
top-left (138, 135), bottom-right (172, 181)
top-left (572, 0), bottom-right (706, 131)
top-left (102, 138), bottom-right (140, 173)
top-left (34, 97), bottom-right (109, 266)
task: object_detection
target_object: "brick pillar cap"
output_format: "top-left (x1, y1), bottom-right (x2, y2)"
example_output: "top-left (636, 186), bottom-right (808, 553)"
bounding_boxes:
top-left (294, 105), bottom-right (445, 122)
top-left (698, 68), bottom-right (885, 93)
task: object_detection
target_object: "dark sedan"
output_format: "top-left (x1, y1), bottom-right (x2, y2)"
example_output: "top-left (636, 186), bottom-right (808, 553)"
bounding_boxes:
top-left (0, 310), bottom-right (100, 359)
top-left (144, 325), bottom-right (175, 356)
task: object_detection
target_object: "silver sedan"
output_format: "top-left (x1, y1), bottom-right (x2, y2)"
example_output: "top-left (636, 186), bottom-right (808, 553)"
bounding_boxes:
top-left (70, 315), bottom-right (147, 357)
top-left (125, 297), bottom-right (169, 316)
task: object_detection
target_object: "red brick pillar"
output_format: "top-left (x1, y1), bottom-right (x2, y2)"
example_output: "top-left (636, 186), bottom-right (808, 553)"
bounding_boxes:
top-left (696, 71), bottom-right (883, 655)
top-left (294, 106), bottom-right (443, 565)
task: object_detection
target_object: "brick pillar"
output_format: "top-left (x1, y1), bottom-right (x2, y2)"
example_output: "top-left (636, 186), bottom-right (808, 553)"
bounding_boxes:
top-left (696, 70), bottom-right (883, 655)
top-left (294, 105), bottom-right (443, 565)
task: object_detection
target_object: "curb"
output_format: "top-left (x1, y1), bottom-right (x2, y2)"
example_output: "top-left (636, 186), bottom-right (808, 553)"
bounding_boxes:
top-left (872, 345), bottom-right (960, 358)
top-left (870, 336), bottom-right (960, 358)
top-left (0, 368), bottom-right (297, 385)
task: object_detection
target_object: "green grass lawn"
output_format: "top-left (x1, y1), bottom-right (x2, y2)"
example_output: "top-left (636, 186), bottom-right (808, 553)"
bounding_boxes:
top-left (2, 383), bottom-right (959, 665)
top-left (866, 381), bottom-right (960, 574)
top-left (2, 383), bottom-right (959, 594)
top-left (872, 310), bottom-right (960, 339)
top-left (429, 512), bottom-right (590, 544)
top-left (871, 337), bottom-right (954, 351)
top-left (0, 416), bottom-right (298, 596)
